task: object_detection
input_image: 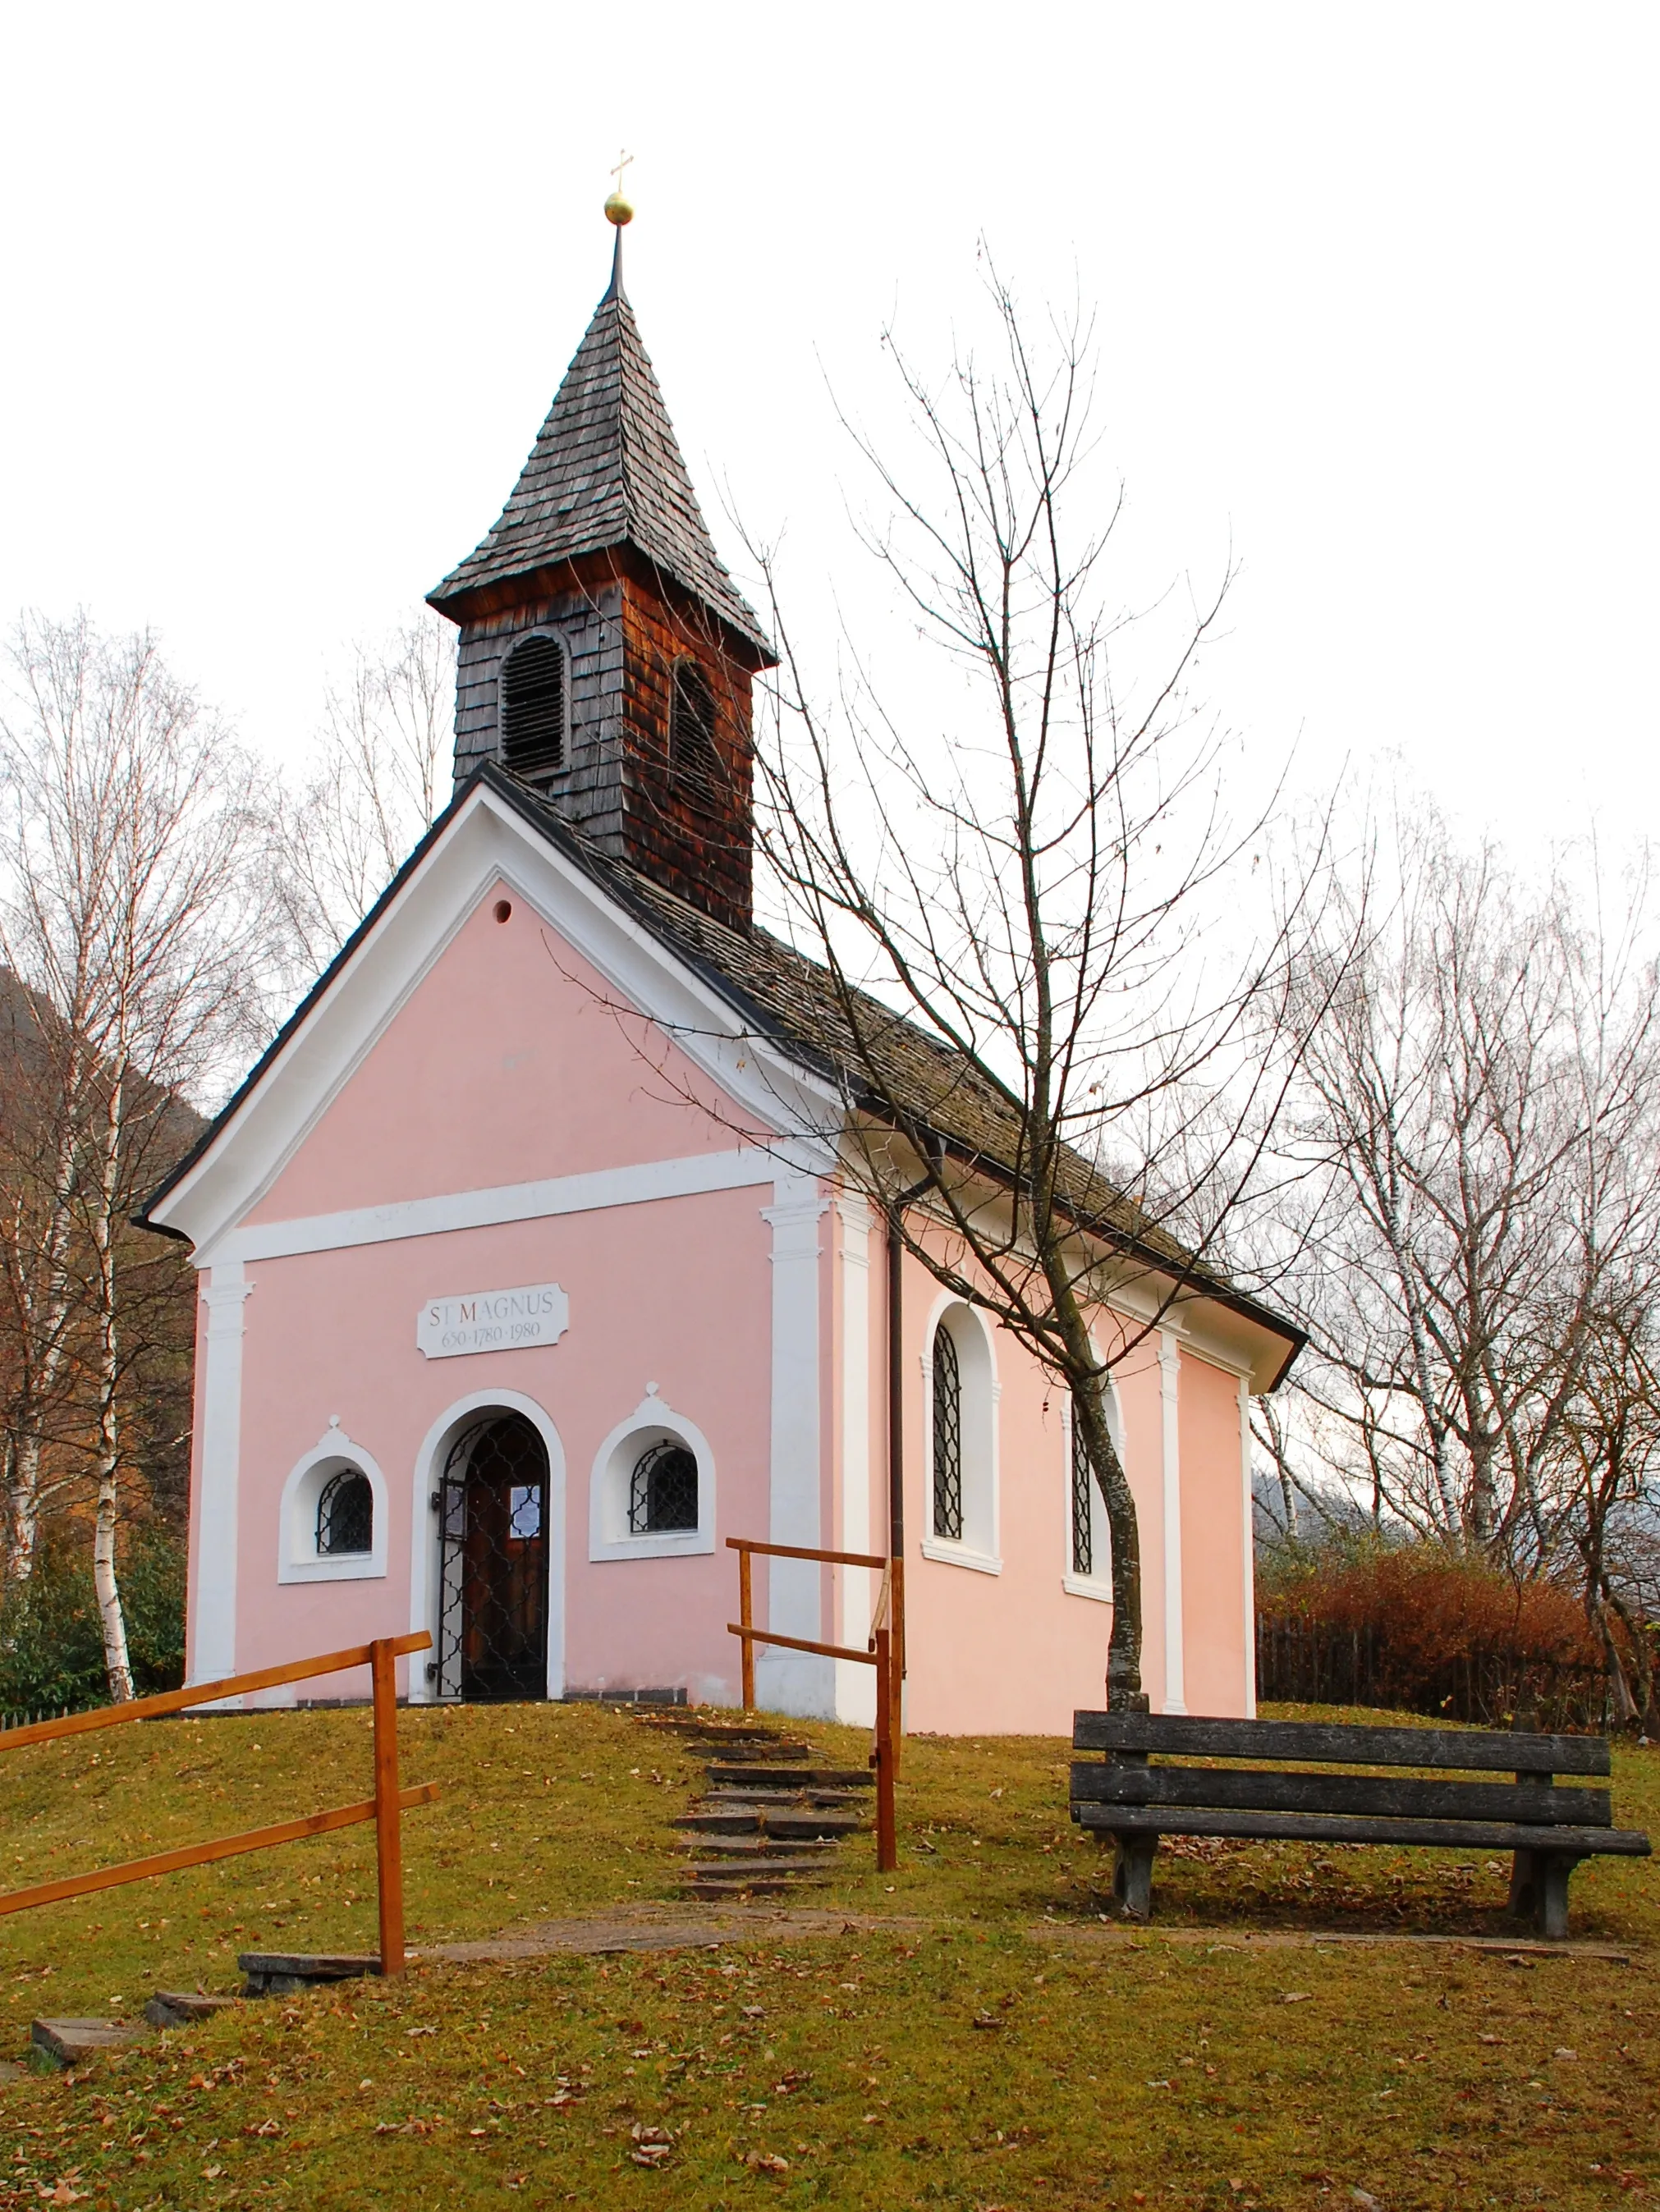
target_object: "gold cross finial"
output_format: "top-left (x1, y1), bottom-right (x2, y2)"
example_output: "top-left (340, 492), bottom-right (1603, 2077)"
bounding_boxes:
top-left (604, 149), bottom-right (635, 227)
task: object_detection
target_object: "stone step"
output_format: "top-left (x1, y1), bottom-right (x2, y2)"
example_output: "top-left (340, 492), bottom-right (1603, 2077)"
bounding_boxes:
top-left (674, 1808), bottom-right (865, 1839)
top-left (706, 1764), bottom-right (874, 1788)
top-left (682, 1874), bottom-right (830, 1899)
top-left (32, 2017), bottom-right (147, 2068)
top-left (145, 1992), bottom-right (241, 2028)
top-left (683, 1858), bottom-right (837, 1880)
top-left (687, 1833), bottom-right (842, 1858)
top-left (239, 1952), bottom-right (381, 1997)
top-left (702, 1787), bottom-right (867, 1811)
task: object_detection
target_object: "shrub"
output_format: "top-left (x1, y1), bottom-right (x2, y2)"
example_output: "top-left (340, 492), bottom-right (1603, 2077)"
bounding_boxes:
top-left (1255, 1536), bottom-right (1614, 1731)
top-left (0, 1528), bottom-right (185, 1714)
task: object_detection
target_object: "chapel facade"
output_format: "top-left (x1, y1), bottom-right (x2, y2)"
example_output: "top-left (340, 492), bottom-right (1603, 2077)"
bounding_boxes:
top-left (143, 217), bottom-right (1299, 1732)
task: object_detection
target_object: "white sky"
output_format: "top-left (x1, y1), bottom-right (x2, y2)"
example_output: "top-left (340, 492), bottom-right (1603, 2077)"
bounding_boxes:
top-left (1, 2), bottom-right (1654, 860)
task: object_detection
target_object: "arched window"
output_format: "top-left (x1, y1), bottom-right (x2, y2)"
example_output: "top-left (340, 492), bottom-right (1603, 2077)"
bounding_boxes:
top-left (925, 1303), bottom-right (998, 1566)
top-left (1071, 1418), bottom-right (1094, 1578)
top-left (629, 1440), bottom-right (698, 1534)
top-left (668, 659), bottom-right (719, 801)
top-left (501, 634), bottom-right (566, 779)
top-left (932, 1325), bottom-right (963, 1540)
top-left (588, 1394), bottom-right (716, 1561)
top-left (316, 1466), bottom-right (374, 1556)
top-left (1066, 1378), bottom-right (1121, 1596)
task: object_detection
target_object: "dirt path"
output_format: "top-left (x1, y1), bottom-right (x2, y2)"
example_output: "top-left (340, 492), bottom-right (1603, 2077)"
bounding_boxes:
top-left (417, 1902), bottom-right (1633, 1965)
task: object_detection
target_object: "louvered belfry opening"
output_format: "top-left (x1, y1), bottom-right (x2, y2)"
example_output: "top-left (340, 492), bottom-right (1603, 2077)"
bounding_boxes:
top-left (500, 634), bottom-right (566, 781)
top-left (668, 658), bottom-right (721, 805)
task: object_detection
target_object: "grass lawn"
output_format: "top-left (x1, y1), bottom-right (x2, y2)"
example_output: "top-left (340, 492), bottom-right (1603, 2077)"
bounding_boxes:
top-left (0, 1698), bottom-right (1653, 2209)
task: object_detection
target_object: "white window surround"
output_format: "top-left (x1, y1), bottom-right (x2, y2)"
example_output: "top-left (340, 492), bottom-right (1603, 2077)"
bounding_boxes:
top-left (1062, 1373), bottom-right (1124, 1604)
top-left (919, 1294), bottom-right (1002, 1576)
top-left (277, 1421), bottom-right (388, 1584)
top-left (589, 1387), bottom-right (716, 1561)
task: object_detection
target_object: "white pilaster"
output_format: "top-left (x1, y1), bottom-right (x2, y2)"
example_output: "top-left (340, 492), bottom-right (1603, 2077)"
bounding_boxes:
top-left (757, 1172), bottom-right (832, 1716)
top-left (1240, 1375), bottom-right (1257, 1718)
top-left (1159, 1330), bottom-right (1186, 1715)
top-left (833, 1193), bottom-right (876, 1724)
top-left (192, 1265), bottom-right (253, 1688)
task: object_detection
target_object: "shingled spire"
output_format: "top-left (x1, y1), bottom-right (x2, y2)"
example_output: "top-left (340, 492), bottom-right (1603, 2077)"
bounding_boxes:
top-left (429, 204), bottom-right (773, 932)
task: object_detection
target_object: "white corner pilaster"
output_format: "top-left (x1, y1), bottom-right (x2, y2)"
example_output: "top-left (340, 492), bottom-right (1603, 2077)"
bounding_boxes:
top-left (1240, 1374), bottom-right (1257, 1719)
top-left (833, 1192), bottom-right (876, 1724)
top-left (192, 1264), bottom-right (254, 1688)
top-left (1159, 1330), bottom-right (1186, 1715)
top-left (758, 1172), bottom-right (832, 1716)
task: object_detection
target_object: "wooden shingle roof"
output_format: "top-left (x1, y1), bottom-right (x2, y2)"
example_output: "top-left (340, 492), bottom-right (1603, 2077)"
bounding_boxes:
top-left (428, 247), bottom-right (773, 662)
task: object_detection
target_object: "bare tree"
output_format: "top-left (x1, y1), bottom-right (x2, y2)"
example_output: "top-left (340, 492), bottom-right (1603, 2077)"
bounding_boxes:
top-left (269, 612), bottom-right (453, 973)
top-left (0, 611), bottom-right (270, 1697)
top-left (727, 275), bottom-right (1331, 1706)
top-left (1277, 800), bottom-right (1660, 1569)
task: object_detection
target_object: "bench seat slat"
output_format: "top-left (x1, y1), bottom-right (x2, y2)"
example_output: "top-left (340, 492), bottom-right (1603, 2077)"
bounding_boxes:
top-left (1072, 1803), bottom-right (1652, 1854)
top-left (1072, 1711), bottom-right (1609, 1775)
top-left (1069, 1762), bottom-right (1612, 1825)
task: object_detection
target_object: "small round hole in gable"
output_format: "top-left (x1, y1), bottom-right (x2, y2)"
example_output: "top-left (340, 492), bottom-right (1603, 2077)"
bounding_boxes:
top-left (493, 900), bottom-right (512, 924)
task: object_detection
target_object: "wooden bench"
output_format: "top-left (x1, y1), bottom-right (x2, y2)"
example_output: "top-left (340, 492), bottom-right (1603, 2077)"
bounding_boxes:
top-left (1071, 1711), bottom-right (1651, 1939)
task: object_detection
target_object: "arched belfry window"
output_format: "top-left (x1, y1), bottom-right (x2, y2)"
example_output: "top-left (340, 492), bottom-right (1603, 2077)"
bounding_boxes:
top-left (501, 634), bottom-right (566, 780)
top-left (932, 1326), bottom-right (963, 1540)
top-left (668, 659), bottom-right (719, 801)
top-left (317, 1466), bottom-right (374, 1556)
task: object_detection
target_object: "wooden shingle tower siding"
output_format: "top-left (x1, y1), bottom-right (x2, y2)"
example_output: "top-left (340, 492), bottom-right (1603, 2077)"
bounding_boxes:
top-left (428, 232), bottom-right (775, 932)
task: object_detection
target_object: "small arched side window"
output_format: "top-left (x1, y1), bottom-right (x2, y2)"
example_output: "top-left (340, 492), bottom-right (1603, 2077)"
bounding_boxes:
top-left (501, 634), bottom-right (566, 780)
top-left (629, 1440), bottom-right (698, 1534)
top-left (932, 1324), bottom-right (963, 1541)
top-left (1071, 1417), bottom-right (1094, 1578)
top-left (316, 1466), bottom-right (374, 1557)
top-left (668, 659), bottom-right (720, 801)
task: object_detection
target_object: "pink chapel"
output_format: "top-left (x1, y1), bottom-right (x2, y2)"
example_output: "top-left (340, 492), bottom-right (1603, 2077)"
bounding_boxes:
top-left (140, 218), bottom-right (1300, 1733)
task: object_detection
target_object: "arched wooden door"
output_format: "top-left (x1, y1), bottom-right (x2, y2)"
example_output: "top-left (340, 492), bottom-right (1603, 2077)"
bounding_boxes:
top-left (436, 1411), bottom-right (549, 1701)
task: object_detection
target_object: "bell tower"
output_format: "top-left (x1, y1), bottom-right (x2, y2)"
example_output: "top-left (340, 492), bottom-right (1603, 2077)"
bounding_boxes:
top-left (428, 190), bottom-right (774, 933)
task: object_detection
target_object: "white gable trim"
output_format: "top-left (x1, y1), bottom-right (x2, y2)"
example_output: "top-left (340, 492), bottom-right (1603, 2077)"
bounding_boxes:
top-left (149, 782), bottom-right (839, 1257)
top-left (203, 1146), bottom-right (780, 1268)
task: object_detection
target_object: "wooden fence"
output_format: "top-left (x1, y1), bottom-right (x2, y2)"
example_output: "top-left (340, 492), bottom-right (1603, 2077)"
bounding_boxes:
top-left (1254, 1613), bottom-right (1612, 1733)
top-left (0, 1632), bottom-right (437, 1973)
top-left (727, 1537), bottom-right (902, 1872)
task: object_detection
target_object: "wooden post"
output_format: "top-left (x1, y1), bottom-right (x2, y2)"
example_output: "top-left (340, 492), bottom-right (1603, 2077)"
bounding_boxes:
top-left (738, 1546), bottom-right (755, 1711)
top-left (887, 1555), bottom-right (905, 1779)
top-left (873, 1626), bottom-right (897, 1872)
top-left (370, 1637), bottom-right (405, 1976)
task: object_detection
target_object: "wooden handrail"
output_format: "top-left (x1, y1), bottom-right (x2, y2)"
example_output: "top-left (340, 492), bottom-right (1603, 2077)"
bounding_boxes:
top-left (0, 1784), bottom-right (439, 1919)
top-left (726, 1536), bottom-right (888, 1570)
top-left (0, 1633), bottom-right (435, 1976)
top-left (727, 1539), bottom-right (901, 1872)
top-left (726, 1624), bottom-right (882, 1666)
top-left (0, 1631), bottom-right (433, 1754)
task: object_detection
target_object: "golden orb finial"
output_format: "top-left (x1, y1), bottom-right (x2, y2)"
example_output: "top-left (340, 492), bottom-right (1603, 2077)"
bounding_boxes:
top-left (605, 149), bottom-right (635, 227)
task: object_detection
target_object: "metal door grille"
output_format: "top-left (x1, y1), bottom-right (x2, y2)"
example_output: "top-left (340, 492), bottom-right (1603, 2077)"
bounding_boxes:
top-left (932, 1324), bottom-right (963, 1540)
top-left (435, 1413), bottom-right (549, 1701)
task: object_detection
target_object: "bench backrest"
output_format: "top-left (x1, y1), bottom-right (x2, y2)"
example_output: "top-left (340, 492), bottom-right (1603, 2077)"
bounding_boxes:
top-left (1072, 1711), bottom-right (1611, 1777)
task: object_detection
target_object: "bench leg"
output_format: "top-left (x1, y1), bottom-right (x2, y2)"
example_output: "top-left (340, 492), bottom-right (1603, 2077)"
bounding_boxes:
top-left (1507, 1850), bottom-right (1538, 1923)
top-left (1529, 1854), bottom-right (1582, 1943)
top-left (1112, 1836), bottom-right (1158, 1921)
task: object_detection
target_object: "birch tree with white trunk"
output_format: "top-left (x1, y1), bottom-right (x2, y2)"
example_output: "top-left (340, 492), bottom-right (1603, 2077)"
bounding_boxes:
top-left (0, 610), bottom-right (269, 1697)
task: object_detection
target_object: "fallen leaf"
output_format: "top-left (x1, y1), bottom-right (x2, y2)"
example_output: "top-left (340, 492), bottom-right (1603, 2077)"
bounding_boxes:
top-left (1282, 1991), bottom-right (1312, 2004)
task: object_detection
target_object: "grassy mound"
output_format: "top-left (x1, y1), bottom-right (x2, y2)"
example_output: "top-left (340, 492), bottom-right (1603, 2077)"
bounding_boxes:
top-left (0, 1700), bottom-right (1653, 2208)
